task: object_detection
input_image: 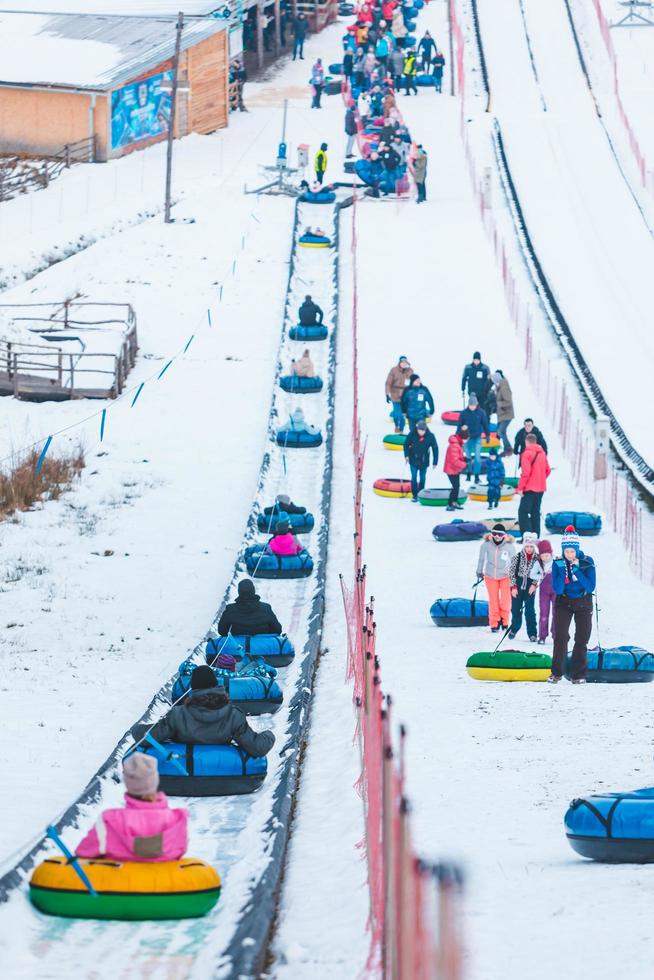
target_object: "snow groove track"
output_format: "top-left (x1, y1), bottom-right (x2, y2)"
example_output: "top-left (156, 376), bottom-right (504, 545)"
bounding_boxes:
top-left (0, 197), bottom-right (348, 978)
top-left (471, 0), bottom-right (654, 495)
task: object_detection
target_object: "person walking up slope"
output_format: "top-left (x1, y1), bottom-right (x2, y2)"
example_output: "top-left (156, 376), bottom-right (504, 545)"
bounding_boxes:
top-left (517, 434), bottom-right (551, 537)
top-left (485, 448), bottom-right (505, 509)
top-left (385, 355), bottom-right (413, 432)
top-left (476, 523), bottom-right (516, 632)
top-left (444, 425), bottom-right (469, 510)
top-left (508, 533), bottom-right (542, 641)
top-left (549, 526), bottom-right (596, 684)
top-left (404, 420), bottom-right (438, 502)
top-left (401, 373), bottom-right (434, 432)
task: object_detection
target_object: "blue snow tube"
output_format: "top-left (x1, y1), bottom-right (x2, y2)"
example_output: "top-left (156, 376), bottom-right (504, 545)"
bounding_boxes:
top-left (414, 0), bottom-right (425, 8)
top-left (430, 597), bottom-right (489, 627)
top-left (416, 74), bottom-right (436, 86)
top-left (544, 511), bottom-right (602, 536)
top-left (244, 544), bottom-right (314, 579)
top-left (432, 520), bottom-right (487, 542)
top-left (289, 324), bottom-right (328, 341)
top-left (565, 788), bottom-right (654, 862)
top-left (206, 633), bottom-right (295, 667)
top-left (140, 742), bottom-right (267, 797)
top-left (258, 508), bottom-right (314, 534)
top-left (276, 427), bottom-right (322, 448)
top-left (566, 645), bottom-right (654, 684)
top-left (300, 190), bottom-right (336, 204)
top-left (279, 375), bottom-right (323, 393)
top-left (405, 35), bottom-right (417, 46)
top-left (464, 455), bottom-right (488, 477)
top-left (355, 159), bottom-right (403, 195)
top-left (299, 232), bottom-right (331, 247)
top-left (328, 62), bottom-right (343, 75)
top-left (172, 661), bottom-right (283, 715)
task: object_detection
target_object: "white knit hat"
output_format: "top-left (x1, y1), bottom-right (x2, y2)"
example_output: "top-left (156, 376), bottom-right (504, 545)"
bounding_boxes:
top-left (522, 532), bottom-right (538, 546)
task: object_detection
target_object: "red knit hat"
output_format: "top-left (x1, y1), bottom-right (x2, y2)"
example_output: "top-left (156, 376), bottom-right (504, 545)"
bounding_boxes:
top-left (537, 539), bottom-right (553, 555)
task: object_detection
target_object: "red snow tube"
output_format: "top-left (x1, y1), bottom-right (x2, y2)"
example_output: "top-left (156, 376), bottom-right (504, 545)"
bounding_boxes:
top-left (373, 478), bottom-right (413, 498)
top-left (441, 410), bottom-right (460, 426)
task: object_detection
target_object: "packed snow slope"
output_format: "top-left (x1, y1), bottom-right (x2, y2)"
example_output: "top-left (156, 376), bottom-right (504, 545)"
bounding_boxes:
top-left (350, 55), bottom-right (654, 980)
top-left (474, 0), bottom-right (654, 472)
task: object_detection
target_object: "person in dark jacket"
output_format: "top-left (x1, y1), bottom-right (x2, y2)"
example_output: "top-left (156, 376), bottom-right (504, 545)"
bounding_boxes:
top-left (402, 50), bottom-right (418, 95)
top-left (549, 526), bottom-right (596, 684)
top-left (365, 151), bottom-right (383, 198)
top-left (343, 49), bottom-right (354, 82)
top-left (292, 12), bottom-right (308, 60)
top-left (513, 418), bottom-right (548, 459)
top-left (403, 420), bottom-right (438, 501)
top-left (401, 373), bottom-right (435, 432)
top-left (218, 579), bottom-right (282, 636)
top-left (485, 449), bottom-right (505, 509)
top-left (345, 106), bottom-right (357, 158)
top-left (461, 352), bottom-right (491, 402)
top-left (457, 394), bottom-right (489, 481)
top-left (150, 666), bottom-right (274, 756)
top-left (418, 30), bottom-right (436, 70)
top-left (432, 50), bottom-right (445, 92)
top-left (298, 295), bottom-right (324, 325)
top-left (263, 493), bottom-right (307, 517)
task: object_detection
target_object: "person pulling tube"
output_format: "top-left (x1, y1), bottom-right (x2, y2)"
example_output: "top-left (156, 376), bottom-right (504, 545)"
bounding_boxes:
top-left (548, 526), bottom-right (596, 685)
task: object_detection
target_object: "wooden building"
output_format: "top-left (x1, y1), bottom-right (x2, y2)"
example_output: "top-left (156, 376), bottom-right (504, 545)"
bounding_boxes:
top-left (0, 11), bottom-right (229, 162)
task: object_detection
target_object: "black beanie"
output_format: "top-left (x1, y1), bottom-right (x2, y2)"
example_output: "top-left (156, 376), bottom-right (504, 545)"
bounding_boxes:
top-left (238, 578), bottom-right (256, 598)
top-left (492, 523), bottom-right (506, 532)
top-left (191, 665), bottom-right (218, 691)
top-left (409, 373), bottom-right (420, 384)
top-left (473, 351), bottom-right (481, 359)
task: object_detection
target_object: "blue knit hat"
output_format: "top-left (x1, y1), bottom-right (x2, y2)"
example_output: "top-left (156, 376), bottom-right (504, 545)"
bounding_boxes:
top-left (561, 525), bottom-right (580, 555)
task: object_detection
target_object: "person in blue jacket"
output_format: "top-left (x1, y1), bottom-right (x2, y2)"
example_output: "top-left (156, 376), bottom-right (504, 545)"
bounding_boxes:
top-left (485, 448), bottom-right (505, 509)
top-left (418, 30), bottom-right (437, 71)
top-left (457, 394), bottom-right (489, 481)
top-left (549, 526), bottom-right (596, 684)
top-left (403, 420), bottom-right (438, 502)
top-left (401, 373), bottom-right (435, 433)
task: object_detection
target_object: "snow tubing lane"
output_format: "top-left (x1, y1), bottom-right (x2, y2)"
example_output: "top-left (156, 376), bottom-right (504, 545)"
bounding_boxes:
top-left (466, 650), bottom-right (552, 681)
top-left (289, 324), bottom-right (328, 341)
top-left (418, 488), bottom-right (467, 506)
top-left (383, 434), bottom-right (406, 450)
top-left (433, 520), bottom-right (487, 542)
top-left (172, 663), bottom-right (283, 715)
top-left (566, 645), bottom-right (654, 684)
top-left (244, 546), bottom-right (314, 578)
top-left (279, 375), bottom-right (324, 393)
top-left (373, 478), bottom-right (413, 498)
top-left (139, 742), bottom-right (268, 797)
top-left (276, 429), bottom-right (322, 448)
top-left (565, 789), bottom-right (654, 863)
top-left (29, 857), bottom-right (221, 920)
top-left (206, 634), bottom-right (295, 668)
top-left (545, 511), bottom-right (602, 535)
top-left (430, 597), bottom-right (489, 627)
top-left (468, 484), bottom-right (515, 502)
top-left (257, 509), bottom-right (315, 534)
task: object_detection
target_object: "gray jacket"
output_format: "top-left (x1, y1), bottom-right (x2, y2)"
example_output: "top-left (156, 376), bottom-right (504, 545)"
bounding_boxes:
top-left (476, 534), bottom-right (516, 579)
top-left (413, 152), bottom-right (427, 182)
top-left (150, 690), bottom-right (275, 757)
top-left (391, 48), bottom-right (405, 75)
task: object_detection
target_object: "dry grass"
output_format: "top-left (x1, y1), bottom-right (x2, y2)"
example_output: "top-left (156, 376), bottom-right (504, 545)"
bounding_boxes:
top-left (0, 447), bottom-right (85, 521)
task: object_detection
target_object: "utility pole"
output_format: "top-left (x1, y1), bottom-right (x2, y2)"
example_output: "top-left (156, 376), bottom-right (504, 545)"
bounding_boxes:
top-left (164, 11), bottom-right (184, 224)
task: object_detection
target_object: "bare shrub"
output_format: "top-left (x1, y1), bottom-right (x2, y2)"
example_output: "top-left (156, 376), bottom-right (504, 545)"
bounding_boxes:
top-left (0, 446), bottom-right (85, 521)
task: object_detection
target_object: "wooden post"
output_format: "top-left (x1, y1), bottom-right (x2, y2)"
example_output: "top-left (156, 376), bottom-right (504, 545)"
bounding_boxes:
top-left (57, 351), bottom-right (62, 386)
top-left (13, 354), bottom-right (18, 396)
top-left (256, 1), bottom-right (264, 69)
top-left (164, 12), bottom-right (185, 224)
top-left (274, 0), bottom-right (281, 54)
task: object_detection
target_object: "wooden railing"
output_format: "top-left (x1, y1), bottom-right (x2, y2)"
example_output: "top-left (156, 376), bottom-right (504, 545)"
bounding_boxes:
top-left (296, 0), bottom-right (338, 32)
top-left (0, 137), bottom-right (96, 203)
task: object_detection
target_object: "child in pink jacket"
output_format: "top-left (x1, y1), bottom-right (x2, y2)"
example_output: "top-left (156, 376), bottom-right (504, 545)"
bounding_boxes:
top-left (76, 754), bottom-right (188, 862)
top-left (267, 519), bottom-right (303, 557)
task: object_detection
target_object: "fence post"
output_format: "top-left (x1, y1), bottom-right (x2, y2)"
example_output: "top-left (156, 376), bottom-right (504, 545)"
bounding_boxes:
top-left (57, 350), bottom-right (62, 386)
top-left (12, 353), bottom-right (18, 395)
top-left (65, 143), bottom-right (71, 168)
top-left (69, 354), bottom-right (75, 397)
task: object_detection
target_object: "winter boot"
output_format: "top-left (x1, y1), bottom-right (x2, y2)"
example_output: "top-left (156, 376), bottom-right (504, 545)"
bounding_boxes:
top-left (547, 675), bottom-right (561, 684)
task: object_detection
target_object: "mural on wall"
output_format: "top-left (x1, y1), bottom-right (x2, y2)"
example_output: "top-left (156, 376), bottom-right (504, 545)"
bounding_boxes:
top-left (111, 71), bottom-right (173, 150)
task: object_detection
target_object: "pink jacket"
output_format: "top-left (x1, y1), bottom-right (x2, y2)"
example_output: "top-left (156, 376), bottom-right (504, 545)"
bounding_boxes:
top-left (75, 793), bottom-right (188, 863)
top-left (267, 533), bottom-right (302, 556)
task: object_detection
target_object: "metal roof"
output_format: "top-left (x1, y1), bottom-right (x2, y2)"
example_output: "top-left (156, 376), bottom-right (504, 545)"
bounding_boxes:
top-left (0, 10), bottom-right (228, 91)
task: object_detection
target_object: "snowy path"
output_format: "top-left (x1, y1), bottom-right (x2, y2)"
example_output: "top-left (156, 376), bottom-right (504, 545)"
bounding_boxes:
top-left (475, 0), bottom-right (654, 471)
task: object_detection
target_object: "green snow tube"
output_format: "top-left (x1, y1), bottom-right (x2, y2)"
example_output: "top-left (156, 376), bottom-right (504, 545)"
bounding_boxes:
top-left (418, 489), bottom-right (467, 507)
top-left (466, 650), bottom-right (552, 681)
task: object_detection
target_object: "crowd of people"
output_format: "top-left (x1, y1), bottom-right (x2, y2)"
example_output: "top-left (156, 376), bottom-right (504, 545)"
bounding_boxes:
top-left (383, 350), bottom-right (597, 682)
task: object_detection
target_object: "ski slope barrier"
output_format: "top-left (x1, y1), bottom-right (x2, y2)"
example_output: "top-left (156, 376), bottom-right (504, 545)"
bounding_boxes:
top-left (0, 195), bottom-right (349, 978)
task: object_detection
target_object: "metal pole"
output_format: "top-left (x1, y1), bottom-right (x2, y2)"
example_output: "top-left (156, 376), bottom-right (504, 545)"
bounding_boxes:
top-left (164, 11), bottom-right (184, 224)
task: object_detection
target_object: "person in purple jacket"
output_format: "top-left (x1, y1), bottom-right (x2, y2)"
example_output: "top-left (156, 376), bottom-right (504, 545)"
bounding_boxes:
top-left (536, 539), bottom-right (555, 644)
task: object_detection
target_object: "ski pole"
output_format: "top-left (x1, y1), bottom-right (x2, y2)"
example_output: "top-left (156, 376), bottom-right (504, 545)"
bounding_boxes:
top-left (46, 826), bottom-right (97, 896)
top-left (492, 622), bottom-right (512, 654)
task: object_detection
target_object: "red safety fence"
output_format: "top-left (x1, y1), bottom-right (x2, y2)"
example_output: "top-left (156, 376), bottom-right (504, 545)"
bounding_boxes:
top-left (589, 0), bottom-right (653, 194)
top-left (450, 0), bottom-right (654, 586)
top-left (341, 191), bottom-right (465, 979)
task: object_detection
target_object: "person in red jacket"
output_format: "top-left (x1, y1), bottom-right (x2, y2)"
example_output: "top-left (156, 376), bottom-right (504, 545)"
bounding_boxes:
top-left (516, 433), bottom-right (551, 537)
top-left (443, 425), bottom-right (469, 510)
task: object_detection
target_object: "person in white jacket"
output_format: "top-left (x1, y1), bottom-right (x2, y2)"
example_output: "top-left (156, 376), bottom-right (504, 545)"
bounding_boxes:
top-left (476, 523), bottom-right (516, 633)
top-left (357, 90), bottom-right (371, 123)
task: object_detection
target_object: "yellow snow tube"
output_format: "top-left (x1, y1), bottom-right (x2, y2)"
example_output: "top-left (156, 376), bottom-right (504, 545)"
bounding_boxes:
top-left (30, 856), bottom-right (221, 920)
top-left (466, 666), bottom-right (551, 682)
